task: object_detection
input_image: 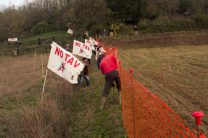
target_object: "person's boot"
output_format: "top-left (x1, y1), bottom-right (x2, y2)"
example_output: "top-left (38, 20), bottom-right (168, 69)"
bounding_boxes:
top-left (99, 97), bottom-right (107, 110)
top-left (118, 94), bottom-right (121, 105)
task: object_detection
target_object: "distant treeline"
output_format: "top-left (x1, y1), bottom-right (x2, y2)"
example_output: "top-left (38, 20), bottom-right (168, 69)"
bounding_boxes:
top-left (0, 0), bottom-right (208, 41)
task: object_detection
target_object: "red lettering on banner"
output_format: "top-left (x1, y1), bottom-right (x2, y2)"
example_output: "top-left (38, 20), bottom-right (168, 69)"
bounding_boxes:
top-left (65, 53), bottom-right (70, 62)
top-left (67, 57), bottom-right (74, 65)
top-left (82, 44), bottom-right (89, 51)
top-left (84, 44), bottom-right (87, 50)
top-left (74, 60), bottom-right (80, 68)
top-left (60, 51), bottom-right (63, 58)
top-left (75, 41), bottom-right (81, 47)
top-left (54, 47), bottom-right (63, 58)
top-left (55, 47), bottom-right (60, 55)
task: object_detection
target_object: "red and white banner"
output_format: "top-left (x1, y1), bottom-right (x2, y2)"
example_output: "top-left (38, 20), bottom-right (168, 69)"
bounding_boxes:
top-left (67, 28), bottom-right (73, 34)
top-left (8, 37), bottom-right (18, 42)
top-left (72, 40), bottom-right (92, 59)
top-left (47, 42), bottom-right (84, 84)
top-left (89, 37), bottom-right (98, 45)
top-left (85, 39), bottom-right (95, 51)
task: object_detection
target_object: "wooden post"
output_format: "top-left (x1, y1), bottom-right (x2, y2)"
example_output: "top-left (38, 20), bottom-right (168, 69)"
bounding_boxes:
top-left (33, 45), bottom-right (37, 71)
top-left (41, 69), bottom-right (48, 103)
top-left (41, 53), bottom-right (44, 77)
top-left (1, 45), bottom-right (3, 56)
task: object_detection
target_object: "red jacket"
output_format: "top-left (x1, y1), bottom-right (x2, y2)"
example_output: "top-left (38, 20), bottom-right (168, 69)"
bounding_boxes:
top-left (99, 54), bottom-right (117, 74)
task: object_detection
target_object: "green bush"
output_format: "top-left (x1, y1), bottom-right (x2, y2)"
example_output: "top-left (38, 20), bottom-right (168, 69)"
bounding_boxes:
top-left (118, 23), bottom-right (133, 35)
top-left (90, 24), bottom-right (107, 36)
top-left (31, 21), bottom-right (52, 35)
top-left (193, 15), bottom-right (208, 30)
top-left (138, 16), bottom-right (208, 33)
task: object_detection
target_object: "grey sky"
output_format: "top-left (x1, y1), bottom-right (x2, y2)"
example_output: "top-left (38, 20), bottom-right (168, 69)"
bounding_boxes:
top-left (0, 0), bottom-right (27, 8)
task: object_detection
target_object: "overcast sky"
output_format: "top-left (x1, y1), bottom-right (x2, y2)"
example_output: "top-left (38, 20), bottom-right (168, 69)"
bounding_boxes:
top-left (0, 0), bottom-right (28, 8)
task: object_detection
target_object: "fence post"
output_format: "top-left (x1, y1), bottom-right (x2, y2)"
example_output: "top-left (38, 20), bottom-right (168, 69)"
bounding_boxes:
top-left (192, 112), bottom-right (204, 138)
top-left (130, 68), bottom-right (136, 138)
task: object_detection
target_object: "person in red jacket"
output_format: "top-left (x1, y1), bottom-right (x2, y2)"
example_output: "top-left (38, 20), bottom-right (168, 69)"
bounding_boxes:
top-left (98, 54), bottom-right (121, 110)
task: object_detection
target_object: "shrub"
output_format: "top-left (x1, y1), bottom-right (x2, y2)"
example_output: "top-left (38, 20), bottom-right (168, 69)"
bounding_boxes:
top-left (138, 16), bottom-right (208, 33)
top-left (31, 21), bottom-right (52, 35)
top-left (193, 15), bottom-right (208, 30)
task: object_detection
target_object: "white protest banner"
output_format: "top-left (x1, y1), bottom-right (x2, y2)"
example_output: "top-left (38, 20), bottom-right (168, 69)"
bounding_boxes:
top-left (85, 39), bottom-right (95, 51)
top-left (89, 37), bottom-right (98, 45)
top-left (67, 28), bottom-right (73, 34)
top-left (8, 37), bottom-right (18, 42)
top-left (47, 42), bottom-right (84, 84)
top-left (72, 40), bottom-right (92, 59)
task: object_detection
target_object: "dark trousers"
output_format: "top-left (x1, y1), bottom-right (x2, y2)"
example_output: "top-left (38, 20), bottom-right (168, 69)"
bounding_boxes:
top-left (78, 74), bottom-right (90, 86)
top-left (103, 70), bottom-right (121, 97)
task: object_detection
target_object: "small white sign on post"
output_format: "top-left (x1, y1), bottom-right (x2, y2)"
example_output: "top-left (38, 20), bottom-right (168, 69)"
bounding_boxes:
top-left (67, 28), bottom-right (73, 34)
top-left (8, 37), bottom-right (18, 42)
top-left (89, 37), bottom-right (99, 45)
top-left (72, 40), bottom-right (92, 59)
top-left (47, 42), bottom-right (84, 84)
top-left (85, 39), bottom-right (95, 51)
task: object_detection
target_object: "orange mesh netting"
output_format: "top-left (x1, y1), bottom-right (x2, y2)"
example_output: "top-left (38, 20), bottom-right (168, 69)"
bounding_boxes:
top-left (103, 45), bottom-right (206, 138)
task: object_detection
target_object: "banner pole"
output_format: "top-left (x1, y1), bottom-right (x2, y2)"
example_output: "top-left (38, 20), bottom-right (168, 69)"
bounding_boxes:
top-left (41, 69), bottom-right (48, 103)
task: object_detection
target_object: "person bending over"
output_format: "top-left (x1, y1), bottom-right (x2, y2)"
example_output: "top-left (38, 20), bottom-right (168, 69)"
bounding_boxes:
top-left (98, 54), bottom-right (121, 110)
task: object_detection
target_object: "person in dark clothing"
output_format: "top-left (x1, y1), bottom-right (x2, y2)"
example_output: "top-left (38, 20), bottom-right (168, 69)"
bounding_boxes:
top-left (98, 54), bottom-right (121, 110)
top-left (38, 38), bottom-right (41, 45)
top-left (134, 25), bottom-right (138, 35)
top-left (78, 58), bottom-right (90, 86)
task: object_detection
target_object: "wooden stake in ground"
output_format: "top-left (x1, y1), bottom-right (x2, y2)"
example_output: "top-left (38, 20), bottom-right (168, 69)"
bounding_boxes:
top-left (41, 53), bottom-right (44, 77)
top-left (1, 45), bottom-right (3, 56)
top-left (41, 69), bottom-right (48, 103)
top-left (33, 45), bottom-right (37, 71)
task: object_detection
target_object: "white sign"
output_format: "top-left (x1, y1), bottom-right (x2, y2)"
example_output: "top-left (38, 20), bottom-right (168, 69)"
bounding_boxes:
top-left (89, 37), bottom-right (98, 45)
top-left (47, 42), bottom-right (84, 84)
top-left (8, 37), bottom-right (18, 42)
top-left (85, 39), bottom-right (95, 51)
top-left (67, 28), bottom-right (73, 34)
top-left (72, 40), bottom-right (92, 59)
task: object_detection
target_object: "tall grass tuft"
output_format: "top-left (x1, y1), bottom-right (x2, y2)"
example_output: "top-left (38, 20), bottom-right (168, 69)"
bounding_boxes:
top-left (7, 79), bottom-right (73, 138)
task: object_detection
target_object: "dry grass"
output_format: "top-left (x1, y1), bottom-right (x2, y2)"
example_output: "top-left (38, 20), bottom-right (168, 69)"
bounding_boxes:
top-left (0, 53), bottom-right (73, 137)
top-left (105, 32), bottom-right (208, 133)
top-left (0, 55), bottom-right (39, 97)
top-left (0, 51), bottom-right (125, 137)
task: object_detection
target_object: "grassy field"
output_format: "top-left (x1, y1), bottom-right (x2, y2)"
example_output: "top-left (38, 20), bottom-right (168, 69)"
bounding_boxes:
top-left (0, 52), bottom-right (125, 137)
top-left (0, 32), bottom-right (208, 137)
top-left (105, 32), bottom-right (208, 132)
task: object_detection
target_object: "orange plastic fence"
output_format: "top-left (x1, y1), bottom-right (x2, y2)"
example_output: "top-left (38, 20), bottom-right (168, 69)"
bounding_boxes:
top-left (104, 47), bottom-right (206, 138)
